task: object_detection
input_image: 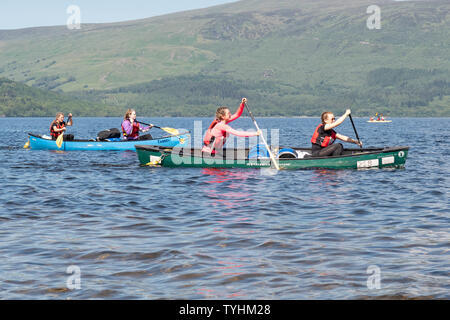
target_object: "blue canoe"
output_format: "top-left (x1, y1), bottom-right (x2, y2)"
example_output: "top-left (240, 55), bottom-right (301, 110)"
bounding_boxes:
top-left (27, 132), bottom-right (190, 151)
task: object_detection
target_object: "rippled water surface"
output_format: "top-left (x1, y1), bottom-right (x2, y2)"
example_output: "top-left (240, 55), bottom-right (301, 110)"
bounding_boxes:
top-left (0, 117), bottom-right (449, 299)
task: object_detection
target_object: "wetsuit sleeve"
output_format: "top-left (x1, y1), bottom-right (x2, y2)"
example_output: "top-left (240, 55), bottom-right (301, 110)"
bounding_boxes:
top-left (223, 124), bottom-right (258, 137)
top-left (227, 102), bottom-right (245, 123)
top-left (138, 123), bottom-right (149, 131)
top-left (122, 120), bottom-right (133, 135)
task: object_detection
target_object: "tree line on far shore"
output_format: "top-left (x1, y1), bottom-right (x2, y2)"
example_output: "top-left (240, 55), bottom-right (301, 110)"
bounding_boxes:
top-left (1, 67), bottom-right (449, 117)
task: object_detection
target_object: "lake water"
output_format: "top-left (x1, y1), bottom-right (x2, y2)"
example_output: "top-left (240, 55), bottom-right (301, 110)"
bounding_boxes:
top-left (0, 117), bottom-right (448, 299)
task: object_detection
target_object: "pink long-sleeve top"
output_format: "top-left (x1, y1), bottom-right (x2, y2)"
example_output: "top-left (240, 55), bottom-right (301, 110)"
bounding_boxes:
top-left (202, 102), bottom-right (258, 154)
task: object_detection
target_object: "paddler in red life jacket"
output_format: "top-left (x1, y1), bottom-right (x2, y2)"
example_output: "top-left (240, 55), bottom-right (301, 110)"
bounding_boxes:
top-left (311, 109), bottom-right (362, 157)
top-left (121, 109), bottom-right (153, 140)
top-left (202, 98), bottom-right (261, 155)
top-left (50, 112), bottom-right (73, 140)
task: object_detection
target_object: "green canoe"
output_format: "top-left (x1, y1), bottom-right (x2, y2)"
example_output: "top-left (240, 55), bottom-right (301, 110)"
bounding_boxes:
top-left (135, 145), bottom-right (409, 170)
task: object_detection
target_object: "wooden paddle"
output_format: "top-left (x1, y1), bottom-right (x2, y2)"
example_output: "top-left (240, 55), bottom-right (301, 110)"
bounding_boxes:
top-left (137, 120), bottom-right (179, 136)
top-left (244, 103), bottom-right (280, 170)
top-left (349, 114), bottom-right (363, 150)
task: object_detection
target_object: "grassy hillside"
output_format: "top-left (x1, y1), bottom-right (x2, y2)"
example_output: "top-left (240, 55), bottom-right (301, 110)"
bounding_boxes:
top-left (0, 0), bottom-right (449, 116)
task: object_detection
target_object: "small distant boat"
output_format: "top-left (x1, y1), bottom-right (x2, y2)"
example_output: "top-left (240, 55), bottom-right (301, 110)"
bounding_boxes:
top-left (135, 145), bottom-right (409, 170)
top-left (369, 113), bottom-right (391, 123)
top-left (27, 132), bottom-right (190, 151)
top-left (367, 119), bottom-right (392, 123)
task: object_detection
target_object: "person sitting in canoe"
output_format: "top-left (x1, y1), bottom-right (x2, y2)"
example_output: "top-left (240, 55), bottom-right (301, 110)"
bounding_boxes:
top-left (311, 109), bottom-right (362, 157)
top-left (202, 98), bottom-right (261, 155)
top-left (121, 109), bottom-right (153, 140)
top-left (50, 112), bottom-right (73, 140)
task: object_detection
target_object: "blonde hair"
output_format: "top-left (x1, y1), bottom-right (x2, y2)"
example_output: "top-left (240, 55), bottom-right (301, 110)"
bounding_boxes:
top-left (321, 111), bottom-right (333, 124)
top-left (124, 109), bottom-right (135, 120)
top-left (55, 112), bottom-right (64, 120)
top-left (216, 106), bottom-right (229, 121)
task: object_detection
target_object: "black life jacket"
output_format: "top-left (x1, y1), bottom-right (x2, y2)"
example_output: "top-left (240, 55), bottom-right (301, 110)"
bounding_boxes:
top-left (50, 120), bottom-right (65, 139)
top-left (311, 123), bottom-right (336, 148)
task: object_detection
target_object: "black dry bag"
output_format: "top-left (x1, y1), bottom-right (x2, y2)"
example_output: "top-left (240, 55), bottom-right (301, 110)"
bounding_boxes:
top-left (97, 128), bottom-right (121, 141)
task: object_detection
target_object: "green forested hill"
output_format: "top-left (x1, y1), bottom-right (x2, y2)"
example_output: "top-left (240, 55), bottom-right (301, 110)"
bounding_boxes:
top-left (0, 78), bottom-right (119, 117)
top-left (0, 0), bottom-right (449, 116)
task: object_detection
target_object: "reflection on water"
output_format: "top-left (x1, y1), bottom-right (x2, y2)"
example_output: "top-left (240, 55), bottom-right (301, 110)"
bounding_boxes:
top-left (202, 168), bottom-right (257, 183)
top-left (199, 168), bottom-right (261, 298)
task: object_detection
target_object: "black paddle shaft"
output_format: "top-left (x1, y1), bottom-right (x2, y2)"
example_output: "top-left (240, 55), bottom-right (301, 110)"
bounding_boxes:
top-left (348, 114), bottom-right (362, 149)
top-left (137, 120), bottom-right (159, 129)
top-left (244, 103), bottom-right (257, 122)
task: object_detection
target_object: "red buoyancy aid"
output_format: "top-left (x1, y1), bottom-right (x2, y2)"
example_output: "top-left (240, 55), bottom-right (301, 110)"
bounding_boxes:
top-left (50, 120), bottom-right (65, 139)
top-left (122, 121), bottom-right (140, 139)
top-left (203, 119), bottom-right (219, 147)
top-left (311, 123), bottom-right (336, 148)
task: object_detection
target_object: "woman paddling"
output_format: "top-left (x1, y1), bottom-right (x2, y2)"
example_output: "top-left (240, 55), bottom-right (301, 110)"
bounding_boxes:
top-left (202, 98), bottom-right (261, 155)
top-left (311, 109), bottom-right (362, 157)
top-left (50, 112), bottom-right (73, 140)
top-left (121, 109), bottom-right (153, 140)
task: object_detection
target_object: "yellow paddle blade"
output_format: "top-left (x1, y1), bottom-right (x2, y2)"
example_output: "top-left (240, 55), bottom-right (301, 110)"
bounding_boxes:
top-left (161, 127), bottom-right (179, 135)
top-left (56, 134), bottom-right (64, 148)
top-left (23, 139), bottom-right (30, 149)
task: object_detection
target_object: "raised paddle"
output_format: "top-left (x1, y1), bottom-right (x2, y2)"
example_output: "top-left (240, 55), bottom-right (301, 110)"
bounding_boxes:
top-left (348, 114), bottom-right (362, 150)
top-left (137, 120), bottom-right (179, 136)
top-left (244, 103), bottom-right (280, 170)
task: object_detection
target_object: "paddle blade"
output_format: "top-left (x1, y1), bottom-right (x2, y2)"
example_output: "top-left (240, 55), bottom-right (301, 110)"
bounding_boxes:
top-left (161, 127), bottom-right (179, 135)
top-left (23, 139), bottom-right (30, 149)
top-left (56, 134), bottom-right (63, 148)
